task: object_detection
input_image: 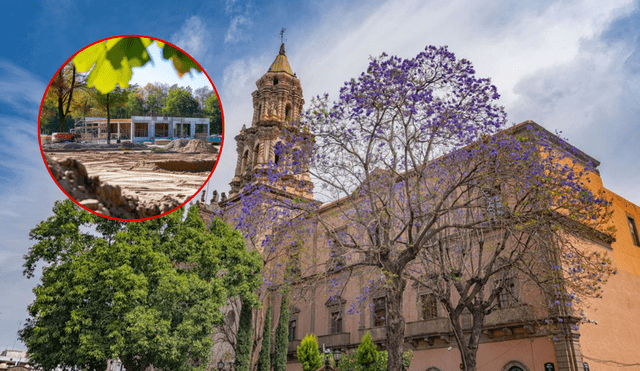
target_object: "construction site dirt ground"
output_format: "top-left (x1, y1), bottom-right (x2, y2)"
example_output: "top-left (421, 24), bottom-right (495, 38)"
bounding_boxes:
top-left (42, 139), bottom-right (219, 219)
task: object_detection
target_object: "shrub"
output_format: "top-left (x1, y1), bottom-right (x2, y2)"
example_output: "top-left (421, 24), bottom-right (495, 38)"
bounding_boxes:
top-left (297, 334), bottom-right (323, 371)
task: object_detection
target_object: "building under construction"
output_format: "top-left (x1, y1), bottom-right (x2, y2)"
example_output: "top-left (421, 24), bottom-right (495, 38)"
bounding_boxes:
top-left (72, 116), bottom-right (210, 142)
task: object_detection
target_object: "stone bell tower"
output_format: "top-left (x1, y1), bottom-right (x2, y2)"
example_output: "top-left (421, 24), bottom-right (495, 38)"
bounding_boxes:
top-left (228, 43), bottom-right (312, 200)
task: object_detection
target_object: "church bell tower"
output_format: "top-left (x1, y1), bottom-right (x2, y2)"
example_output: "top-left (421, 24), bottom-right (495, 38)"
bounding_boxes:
top-left (228, 43), bottom-right (312, 200)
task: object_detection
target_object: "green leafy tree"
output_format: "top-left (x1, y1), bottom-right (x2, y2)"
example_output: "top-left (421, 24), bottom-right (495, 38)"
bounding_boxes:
top-left (20, 200), bottom-right (262, 371)
top-left (337, 348), bottom-right (412, 371)
top-left (125, 86), bottom-right (145, 116)
top-left (273, 295), bottom-right (290, 371)
top-left (357, 332), bottom-right (378, 371)
top-left (235, 298), bottom-right (253, 371)
top-left (143, 83), bottom-right (169, 115)
top-left (41, 62), bottom-right (87, 132)
top-left (73, 37), bottom-right (201, 94)
top-left (257, 306), bottom-right (272, 371)
top-left (91, 86), bottom-right (130, 143)
top-left (194, 86), bottom-right (214, 111)
top-left (203, 94), bottom-right (223, 134)
top-left (297, 334), bottom-right (322, 371)
top-left (163, 87), bottom-right (200, 118)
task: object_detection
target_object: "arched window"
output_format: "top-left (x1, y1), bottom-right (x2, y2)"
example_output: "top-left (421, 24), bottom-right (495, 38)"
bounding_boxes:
top-left (273, 141), bottom-right (283, 165)
top-left (252, 143), bottom-right (261, 168)
top-left (285, 104), bottom-right (292, 121)
top-left (241, 150), bottom-right (250, 172)
top-left (502, 361), bottom-right (530, 371)
top-left (274, 77), bottom-right (279, 85)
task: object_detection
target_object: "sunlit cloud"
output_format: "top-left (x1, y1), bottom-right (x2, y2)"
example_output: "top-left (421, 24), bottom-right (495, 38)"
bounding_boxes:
top-left (170, 15), bottom-right (210, 62)
top-left (226, 15), bottom-right (252, 44)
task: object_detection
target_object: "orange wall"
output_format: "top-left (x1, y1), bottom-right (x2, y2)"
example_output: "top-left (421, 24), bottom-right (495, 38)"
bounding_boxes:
top-left (579, 189), bottom-right (640, 370)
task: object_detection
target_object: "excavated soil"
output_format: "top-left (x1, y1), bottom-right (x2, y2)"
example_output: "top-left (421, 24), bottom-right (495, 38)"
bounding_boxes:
top-left (43, 140), bottom-right (219, 219)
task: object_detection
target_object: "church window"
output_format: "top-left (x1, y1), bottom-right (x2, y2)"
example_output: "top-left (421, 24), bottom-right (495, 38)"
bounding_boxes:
top-left (330, 310), bottom-right (343, 334)
top-left (628, 216), bottom-right (640, 246)
top-left (289, 319), bottom-right (297, 341)
top-left (497, 277), bottom-right (518, 308)
top-left (274, 77), bottom-right (279, 85)
top-left (502, 361), bottom-right (529, 371)
top-left (419, 293), bottom-right (437, 320)
top-left (252, 144), bottom-right (260, 168)
top-left (373, 297), bottom-right (386, 327)
top-left (242, 150), bottom-right (250, 172)
top-left (328, 227), bottom-right (347, 272)
top-left (285, 104), bottom-right (292, 121)
top-left (482, 185), bottom-right (504, 220)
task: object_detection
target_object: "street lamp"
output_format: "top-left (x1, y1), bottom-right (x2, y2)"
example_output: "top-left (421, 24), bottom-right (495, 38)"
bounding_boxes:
top-left (324, 348), bottom-right (331, 368)
top-left (218, 360), bottom-right (225, 371)
top-left (333, 349), bottom-right (341, 368)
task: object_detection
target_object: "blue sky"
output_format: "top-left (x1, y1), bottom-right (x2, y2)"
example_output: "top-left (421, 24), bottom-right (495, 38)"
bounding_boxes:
top-left (1, 0), bottom-right (639, 351)
top-left (129, 43), bottom-right (212, 90)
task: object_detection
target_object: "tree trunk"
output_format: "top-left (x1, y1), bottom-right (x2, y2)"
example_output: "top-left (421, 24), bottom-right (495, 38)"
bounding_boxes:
top-left (249, 305), bottom-right (267, 371)
top-left (449, 308), bottom-right (484, 371)
top-left (106, 93), bottom-right (111, 144)
top-left (57, 93), bottom-right (66, 132)
top-left (385, 275), bottom-right (407, 371)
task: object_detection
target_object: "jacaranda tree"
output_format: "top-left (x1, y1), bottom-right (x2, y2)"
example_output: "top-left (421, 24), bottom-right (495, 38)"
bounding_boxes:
top-left (20, 200), bottom-right (262, 371)
top-left (230, 45), bottom-right (614, 371)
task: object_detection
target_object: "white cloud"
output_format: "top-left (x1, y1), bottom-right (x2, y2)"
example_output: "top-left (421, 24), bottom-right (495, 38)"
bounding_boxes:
top-left (169, 16), bottom-right (210, 62)
top-left (0, 61), bottom-right (65, 349)
top-left (214, 0), bottom-right (639, 205)
top-left (508, 38), bottom-right (640, 204)
top-left (0, 61), bottom-right (46, 118)
top-left (205, 54), bottom-right (271, 196)
top-left (225, 15), bottom-right (252, 44)
top-left (225, 0), bottom-right (241, 15)
top-left (290, 0), bottom-right (632, 105)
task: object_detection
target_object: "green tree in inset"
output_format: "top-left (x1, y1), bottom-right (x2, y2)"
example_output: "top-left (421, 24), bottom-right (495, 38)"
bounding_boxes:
top-left (91, 86), bottom-right (130, 144)
top-left (42, 62), bottom-right (87, 133)
top-left (163, 87), bottom-right (200, 118)
top-left (204, 94), bottom-right (223, 134)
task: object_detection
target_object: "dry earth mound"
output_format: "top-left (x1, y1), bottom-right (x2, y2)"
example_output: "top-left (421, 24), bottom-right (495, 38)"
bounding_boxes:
top-left (165, 138), bottom-right (190, 151)
top-left (177, 139), bottom-right (218, 154)
top-left (43, 142), bottom-right (148, 150)
top-left (46, 155), bottom-right (180, 219)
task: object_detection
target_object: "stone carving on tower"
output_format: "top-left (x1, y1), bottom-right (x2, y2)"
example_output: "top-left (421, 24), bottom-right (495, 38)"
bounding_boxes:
top-left (228, 43), bottom-right (313, 200)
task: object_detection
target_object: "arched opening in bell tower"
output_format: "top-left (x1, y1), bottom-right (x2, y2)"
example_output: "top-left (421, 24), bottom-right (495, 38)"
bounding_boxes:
top-left (285, 104), bottom-right (292, 121)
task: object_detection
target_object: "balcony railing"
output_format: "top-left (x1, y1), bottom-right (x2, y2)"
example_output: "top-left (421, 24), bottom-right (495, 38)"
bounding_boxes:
top-left (317, 332), bottom-right (351, 348)
top-left (405, 317), bottom-right (451, 337)
top-left (358, 327), bottom-right (386, 343)
top-left (485, 305), bottom-right (533, 326)
top-left (288, 339), bottom-right (301, 353)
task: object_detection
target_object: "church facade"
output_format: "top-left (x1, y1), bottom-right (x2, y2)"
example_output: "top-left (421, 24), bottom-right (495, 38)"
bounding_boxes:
top-left (200, 44), bottom-right (640, 371)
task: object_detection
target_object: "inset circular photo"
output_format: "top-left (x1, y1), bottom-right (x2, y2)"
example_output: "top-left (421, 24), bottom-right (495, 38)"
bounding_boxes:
top-left (39, 36), bottom-right (224, 221)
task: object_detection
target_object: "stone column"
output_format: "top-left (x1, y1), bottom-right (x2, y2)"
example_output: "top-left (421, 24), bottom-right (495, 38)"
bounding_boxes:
top-left (553, 322), bottom-right (584, 371)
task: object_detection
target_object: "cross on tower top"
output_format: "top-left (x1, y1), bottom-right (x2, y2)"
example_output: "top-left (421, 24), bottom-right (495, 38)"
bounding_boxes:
top-left (280, 27), bottom-right (286, 44)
